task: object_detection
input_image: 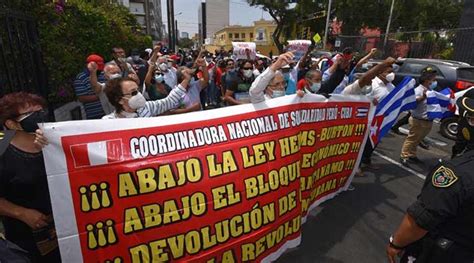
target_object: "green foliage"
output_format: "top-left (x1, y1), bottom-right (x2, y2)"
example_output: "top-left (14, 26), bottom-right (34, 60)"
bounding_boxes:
top-left (35, 1), bottom-right (152, 105)
top-left (178, 38), bottom-right (194, 49)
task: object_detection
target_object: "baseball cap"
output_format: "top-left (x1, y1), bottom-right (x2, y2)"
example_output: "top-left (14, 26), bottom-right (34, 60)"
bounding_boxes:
top-left (169, 54), bottom-right (181, 61)
top-left (421, 66), bottom-right (437, 75)
top-left (86, 54), bottom-right (105, 71)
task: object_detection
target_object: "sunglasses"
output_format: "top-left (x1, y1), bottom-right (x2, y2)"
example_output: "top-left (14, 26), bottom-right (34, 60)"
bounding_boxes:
top-left (122, 90), bottom-right (139, 97)
top-left (242, 67), bottom-right (253, 70)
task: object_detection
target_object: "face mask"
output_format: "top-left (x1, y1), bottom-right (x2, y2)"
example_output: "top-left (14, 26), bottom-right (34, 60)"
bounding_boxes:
top-left (271, 90), bottom-right (285, 98)
top-left (429, 81), bottom-right (437, 90)
top-left (109, 73), bottom-right (122, 80)
top-left (243, 69), bottom-right (253, 78)
top-left (360, 85), bottom-right (373, 95)
top-left (385, 72), bottom-right (395, 82)
top-left (19, 110), bottom-right (48, 133)
top-left (167, 62), bottom-right (173, 68)
top-left (132, 55), bottom-right (140, 62)
top-left (155, 74), bottom-right (164, 83)
top-left (127, 92), bottom-right (146, 110)
top-left (310, 82), bottom-right (321, 93)
top-left (118, 57), bottom-right (127, 63)
top-left (159, 63), bottom-right (169, 72)
top-left (206, 58), bottom-right (212, 63)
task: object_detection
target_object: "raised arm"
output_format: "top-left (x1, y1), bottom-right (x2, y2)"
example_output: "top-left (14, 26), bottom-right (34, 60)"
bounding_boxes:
top-left (358, 57), bottom-right (396, 87)
top-left (355, 48), bottom-right (377, 68)
top-left (87, 62), bottom-right (102, 94)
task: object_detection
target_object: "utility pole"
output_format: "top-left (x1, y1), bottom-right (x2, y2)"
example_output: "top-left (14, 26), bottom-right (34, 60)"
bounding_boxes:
top-left (175, 20), bottom-right (179, 47)
top-left (384, 0), bottom-right (395, 54)
top-left (144, 0), bottom-right (151, 35)
top-left (323, 0), bottom-right (333, 50)
top-left (166, 0), bottom-right (173, 50)
top-left (202, 2), bottom-right (207, 45)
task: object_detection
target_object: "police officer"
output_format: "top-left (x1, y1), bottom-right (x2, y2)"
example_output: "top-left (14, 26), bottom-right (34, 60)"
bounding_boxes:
top-left (386, 151), bottom-right (474, 263)
top-left (452, 93), bottom-right (474, 158)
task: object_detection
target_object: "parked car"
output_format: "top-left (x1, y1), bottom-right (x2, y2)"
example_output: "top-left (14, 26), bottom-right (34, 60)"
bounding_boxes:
top-left (393, 58), bottom-right (474, 92)
top-left (439, 86), bottom-right (474, 140)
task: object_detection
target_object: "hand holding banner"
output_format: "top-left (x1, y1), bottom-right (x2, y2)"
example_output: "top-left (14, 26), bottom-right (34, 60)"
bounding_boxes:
top-left (286, 40), bottom-right (311, 61)
top-left (232, 42), bottom-right (257, 60)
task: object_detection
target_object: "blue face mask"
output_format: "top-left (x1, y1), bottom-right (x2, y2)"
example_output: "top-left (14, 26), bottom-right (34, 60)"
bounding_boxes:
top-left (310, 82), bottom-right (321, 93)
top-left (271, 90), bottom-right (285, 98)
top-left (155, 74), bottom-right (164, 83)
top-left (429, 80), bottom-right (437, 90)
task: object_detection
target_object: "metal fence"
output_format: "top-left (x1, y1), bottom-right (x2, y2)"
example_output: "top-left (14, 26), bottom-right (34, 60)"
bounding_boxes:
top-left (331, 28), bottom-right (474, 65)
top-left (0, 8), bottom-right (48, 97)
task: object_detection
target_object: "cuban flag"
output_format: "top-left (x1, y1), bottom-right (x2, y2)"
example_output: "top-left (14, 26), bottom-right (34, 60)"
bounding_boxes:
top-left (369, 77), bottom-right (418, 147)
top-left (426, 88), bottom-right (456, 120)
top-left (70, 139), bottom-right (123, 168)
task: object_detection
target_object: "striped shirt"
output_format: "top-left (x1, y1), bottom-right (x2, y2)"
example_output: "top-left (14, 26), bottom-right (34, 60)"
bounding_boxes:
top-left (102, 85), bottom-right (186, 119)
top-left (74, 69), bottom-right (105, 119)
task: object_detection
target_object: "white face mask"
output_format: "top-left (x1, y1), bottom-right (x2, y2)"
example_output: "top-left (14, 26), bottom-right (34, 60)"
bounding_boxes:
top-left (385, 72), bottom-right (395, 82)
top-left (271, 90), bottom-right (285, 98)
top-left (118, 57), bottom-right (127, 63)
top-left (109, 73), bottom-right (122, 80)
top-left (127, 92), bottom-right (146, 110)
top-left (243, 69), bottom-right (253, 78)
top-left (159, 63), bottom-right (169, 72)
top-left (429, 80), bottom-right (438, 90)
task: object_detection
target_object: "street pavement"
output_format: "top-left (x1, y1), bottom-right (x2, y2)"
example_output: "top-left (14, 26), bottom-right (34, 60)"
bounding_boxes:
top-left (277, 117), bottom-right (454, 263)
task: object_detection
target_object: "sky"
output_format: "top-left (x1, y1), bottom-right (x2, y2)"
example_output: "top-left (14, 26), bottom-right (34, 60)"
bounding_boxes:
top-left (161, 0), bottom-right (272, 36)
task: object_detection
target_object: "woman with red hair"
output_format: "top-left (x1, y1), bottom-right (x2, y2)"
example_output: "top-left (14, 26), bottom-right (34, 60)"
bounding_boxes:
top-left (0, 92), bottom-right (60, 262)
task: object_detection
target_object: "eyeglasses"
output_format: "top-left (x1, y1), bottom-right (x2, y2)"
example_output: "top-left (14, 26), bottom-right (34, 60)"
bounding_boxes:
top-left (122, 90), bottom-right (139, 97)
top-left (227, 63), bottom-right (234, 67)
top-left (242, 67), bottom-right (253, 70)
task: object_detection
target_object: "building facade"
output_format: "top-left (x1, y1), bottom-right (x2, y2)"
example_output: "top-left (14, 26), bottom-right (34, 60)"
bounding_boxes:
top-left (117, 0), bottom-right (163, 40)
top-left (198, 0), bottom-right (230, 44)
top-left (209, 19), bottom-right (278, 55)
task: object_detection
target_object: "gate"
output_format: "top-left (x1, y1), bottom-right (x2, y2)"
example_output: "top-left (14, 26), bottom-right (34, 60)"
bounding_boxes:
top-left (0, 8), bottom-right (48, 97)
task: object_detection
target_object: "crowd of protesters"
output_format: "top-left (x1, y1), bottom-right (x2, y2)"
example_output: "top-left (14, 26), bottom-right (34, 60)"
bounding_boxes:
top-left (2, 39), bottom-right (473, 262)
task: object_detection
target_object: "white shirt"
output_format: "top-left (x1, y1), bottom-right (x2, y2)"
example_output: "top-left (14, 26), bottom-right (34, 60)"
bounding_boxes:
top-left (342, 80), bottom-right (361, 95)
top-left (369, 77), bottom-right (395, 102)
top-left (249, 67), bottom-right (276, 103)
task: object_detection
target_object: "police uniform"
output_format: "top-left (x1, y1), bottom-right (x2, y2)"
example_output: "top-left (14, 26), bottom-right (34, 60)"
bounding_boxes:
top-left (452, 95), bottom-right (474, 158)
top-left (400, 151), bottom-right (474, 263)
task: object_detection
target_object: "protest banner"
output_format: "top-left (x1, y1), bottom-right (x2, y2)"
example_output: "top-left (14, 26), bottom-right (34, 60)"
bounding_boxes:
top-left (232, 42), bottom-right (257, 60)
top-left (286, 40), bottom-right (311, 61)
top-left (42, 94), bottom-right (373, 262)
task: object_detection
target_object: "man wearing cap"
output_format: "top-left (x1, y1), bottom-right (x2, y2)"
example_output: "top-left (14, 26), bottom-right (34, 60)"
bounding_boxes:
top-left (73, 54), bottom-right (106, 119)
top-left (107, 47), bottom-right (139, 84)
top-left (452, 92), bottom-right (474, 158)
top-left (400, 67), bottom-right (438, 165)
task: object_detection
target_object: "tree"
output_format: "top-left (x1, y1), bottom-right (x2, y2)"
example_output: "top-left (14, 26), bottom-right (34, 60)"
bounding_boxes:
top-left (178, 38), bottom-right (194, 49)
top-left (247, 0), bottom-right (297, 53)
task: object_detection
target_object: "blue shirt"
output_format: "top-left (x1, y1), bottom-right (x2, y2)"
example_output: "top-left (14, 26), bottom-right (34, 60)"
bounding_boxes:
top-left (73, 69), bottom-right (106, 119)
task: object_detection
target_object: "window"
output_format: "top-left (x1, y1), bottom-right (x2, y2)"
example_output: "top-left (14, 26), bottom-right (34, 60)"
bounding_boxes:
top-left (242, 33), bottom-right (246, 38)
top-left (250, 32), bottom-right (254, 39)
top-left (234, 33), bottom-right (239, 38)
top-left (229, 33), bottom-right (232, 39)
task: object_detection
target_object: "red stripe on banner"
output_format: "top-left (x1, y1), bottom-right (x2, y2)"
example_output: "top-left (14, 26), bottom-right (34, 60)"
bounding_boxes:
top-left (106, 139), bottom-right (123, 163)
top-left (70, 144), bottom-right (91, 168)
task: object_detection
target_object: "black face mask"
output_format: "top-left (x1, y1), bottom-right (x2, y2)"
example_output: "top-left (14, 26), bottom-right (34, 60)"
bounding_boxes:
top-left (19, 110), bottom-right (48, 133)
